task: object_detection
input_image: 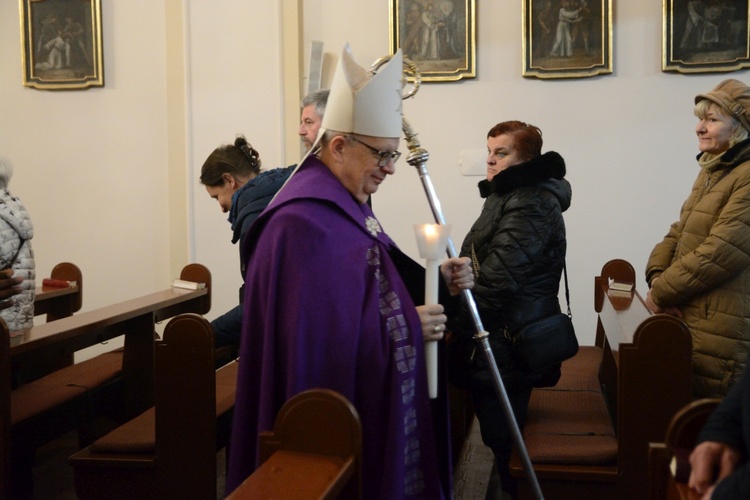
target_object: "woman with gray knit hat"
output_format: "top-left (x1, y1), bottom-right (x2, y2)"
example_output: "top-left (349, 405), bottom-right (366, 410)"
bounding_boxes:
top-left (645, 78), bottom-right (750, 398)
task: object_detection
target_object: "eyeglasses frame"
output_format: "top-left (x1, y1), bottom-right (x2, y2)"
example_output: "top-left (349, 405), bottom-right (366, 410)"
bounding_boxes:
top-left (348, 135), bottom-right (402, 168)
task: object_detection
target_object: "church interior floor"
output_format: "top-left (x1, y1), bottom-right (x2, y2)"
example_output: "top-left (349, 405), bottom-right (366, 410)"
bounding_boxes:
top-left (27, 417), bottom-right (499, 499)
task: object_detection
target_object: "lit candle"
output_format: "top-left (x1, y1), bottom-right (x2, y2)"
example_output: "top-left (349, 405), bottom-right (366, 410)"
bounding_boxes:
top-left (414, 223), bottom-right (451, 398)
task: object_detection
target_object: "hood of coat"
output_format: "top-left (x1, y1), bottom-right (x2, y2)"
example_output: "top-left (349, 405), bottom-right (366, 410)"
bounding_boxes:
top-left (0, 190), bottom-right (33, 241)
top-left (478, 151), bottom-right (571, 211)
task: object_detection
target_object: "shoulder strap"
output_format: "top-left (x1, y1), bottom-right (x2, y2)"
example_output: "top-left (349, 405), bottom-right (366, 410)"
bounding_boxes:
top-left (2, 239), bottom-right (25, 271)
top-left (564, 263), bottom-right (572, 318)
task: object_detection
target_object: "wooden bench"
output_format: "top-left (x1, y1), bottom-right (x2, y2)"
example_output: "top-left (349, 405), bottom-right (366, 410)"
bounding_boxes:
top-left (34, 261), bottom-right (83, 323)
top-left (70, 313), bottom-right (238, 500)
top-left (509, 259), bottom-right (694, 500)
top-left (10, 261), bottom-right (85, 386)
top-left (648, 398), bottom-right (720, 500)
top-left (2, 264), bottom-right (211, 499)
top-left (227, 388), bottom-right (362, 499)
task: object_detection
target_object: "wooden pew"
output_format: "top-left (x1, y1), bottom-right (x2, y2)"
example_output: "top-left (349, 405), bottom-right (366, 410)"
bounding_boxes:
top-left (34, 261), bottom-right (83, 322)
top-left (509, 259), bottom-right (694, 500)
top-left (648, 399), bottom-right (720, 500)
top-left (227, 388), bottom-right (362, 500)
top-left (70, 313), bottom-right (238, 500)
top-left (1, 264), bottom-right (211, 499)
top-left (10, 262), bottom-right (85, 385)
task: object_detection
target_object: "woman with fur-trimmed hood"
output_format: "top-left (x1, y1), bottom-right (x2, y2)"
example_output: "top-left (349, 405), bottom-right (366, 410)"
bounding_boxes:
top-left (449, 120), bottom-right (571, 499)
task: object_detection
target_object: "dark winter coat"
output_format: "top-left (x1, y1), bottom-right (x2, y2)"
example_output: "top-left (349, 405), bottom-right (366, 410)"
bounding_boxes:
top-left (211, 165), bottom-right (293, 348)
top-left (449, 151), bottom-right (571, 389)
top-left (230, 166), bottom-right (295, 278)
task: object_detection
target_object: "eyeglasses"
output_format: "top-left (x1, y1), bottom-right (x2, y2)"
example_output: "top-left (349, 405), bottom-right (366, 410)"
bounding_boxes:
top-left (349, 135), bottom-right (402, 168)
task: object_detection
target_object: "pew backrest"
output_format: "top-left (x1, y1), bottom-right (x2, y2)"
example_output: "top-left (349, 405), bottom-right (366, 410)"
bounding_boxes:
top-left (34, 262), bottom-right (83, 322)
top-left (15, 262), bottom-right (85, 383)
top-left (69, 313), bottom-right (237, 499)
top-left (648, 398), bottom-right (721, 500)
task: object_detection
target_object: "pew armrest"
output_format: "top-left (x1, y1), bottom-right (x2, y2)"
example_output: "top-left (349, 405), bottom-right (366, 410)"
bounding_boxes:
top-left (648, 399), bottom-right (721, 500)
top-left (228, 388), bottom-right (363, 500)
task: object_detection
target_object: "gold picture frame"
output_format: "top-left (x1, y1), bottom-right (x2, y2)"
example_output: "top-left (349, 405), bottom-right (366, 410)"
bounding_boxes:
top-left (19, 0), bottom-right (103, 90)
top-left (663, 0), bottom-right (750, 74)
top-left (389, 0), bottom-right (476, 82)
top-left (522, 0), bottom-right (612, 79)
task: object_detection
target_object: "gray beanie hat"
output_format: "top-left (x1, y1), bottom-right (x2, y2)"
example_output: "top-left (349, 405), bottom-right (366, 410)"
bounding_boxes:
top-left (695, 79), bottom-right (750, 132)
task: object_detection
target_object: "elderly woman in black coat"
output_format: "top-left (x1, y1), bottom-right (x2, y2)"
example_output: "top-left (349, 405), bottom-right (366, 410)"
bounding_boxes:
top-left (449, 120), bottom-right (572, 498)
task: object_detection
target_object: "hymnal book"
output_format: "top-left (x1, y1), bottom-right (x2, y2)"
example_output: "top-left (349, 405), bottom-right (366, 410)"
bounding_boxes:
top-left (609, 281), bottom-right (634, 292)
top-left (171, 279), bottom-right (206, 291)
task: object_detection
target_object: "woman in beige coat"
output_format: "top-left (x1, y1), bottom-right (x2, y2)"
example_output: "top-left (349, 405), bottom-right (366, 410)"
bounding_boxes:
top-left (646, 79), bottom-right (750, 398)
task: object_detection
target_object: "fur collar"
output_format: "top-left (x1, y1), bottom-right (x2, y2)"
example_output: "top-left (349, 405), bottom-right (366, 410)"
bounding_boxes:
top-left (478, 151), bottom-right (566, 198)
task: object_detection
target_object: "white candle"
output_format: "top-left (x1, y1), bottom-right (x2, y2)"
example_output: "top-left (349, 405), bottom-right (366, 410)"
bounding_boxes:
top-left (414, 224), bottom-right (451, 399)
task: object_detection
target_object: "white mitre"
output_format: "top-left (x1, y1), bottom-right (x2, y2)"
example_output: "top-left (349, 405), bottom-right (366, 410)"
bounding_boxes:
top-left (321, 44), bottom-right (403, 139)
top-left (272, 45), bottom-right (404, 201)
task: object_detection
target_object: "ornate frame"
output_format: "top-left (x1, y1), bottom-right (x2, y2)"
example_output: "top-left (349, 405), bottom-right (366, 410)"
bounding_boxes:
top-left (522, 0), bottom-right (612, 79)
top-left (19, 0), bottom-right (103, 90)
top-left (389, 0), bottom-right (476, 82)
top-left (663, 0), bottom-right (750, 73)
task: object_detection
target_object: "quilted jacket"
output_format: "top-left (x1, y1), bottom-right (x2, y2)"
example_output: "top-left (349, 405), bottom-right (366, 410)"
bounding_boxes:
top-left (0, 188), bottom-right (34, 332)
top-left (460, 151), bottom-right (571, 332)
top-left (453, 151), bottom-right (571, 388)
top-left (647, 138), bottom-right (750, 397)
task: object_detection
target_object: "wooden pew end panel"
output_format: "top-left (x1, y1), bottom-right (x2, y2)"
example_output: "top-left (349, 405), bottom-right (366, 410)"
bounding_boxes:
top-left (180, 263), bottom-right (211, 315)
top-left (229, 389), bottom-right (363, 500)
top-left (648, 398), bottom-right (721, 500)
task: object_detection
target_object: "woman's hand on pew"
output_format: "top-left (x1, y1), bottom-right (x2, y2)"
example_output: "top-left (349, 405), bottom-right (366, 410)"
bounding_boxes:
top-left (0, 268), bottom-right (23, 310)
top-left (688, 440), bottom-right (740, 498)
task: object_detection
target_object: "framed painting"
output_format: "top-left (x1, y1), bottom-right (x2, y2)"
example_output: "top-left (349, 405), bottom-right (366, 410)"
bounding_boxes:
top-left (522, 0), bottom-right (612, 79)
top-left (663, 0), bottom-right (750, 73)
top-left (389, 0), bottom-right (476, 82)
top-left (19, 0), bottom-right (103, 90)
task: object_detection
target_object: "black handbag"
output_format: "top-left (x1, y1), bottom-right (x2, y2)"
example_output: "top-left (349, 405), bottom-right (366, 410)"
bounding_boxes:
top-left (514, 264), bottom-right (578, 371)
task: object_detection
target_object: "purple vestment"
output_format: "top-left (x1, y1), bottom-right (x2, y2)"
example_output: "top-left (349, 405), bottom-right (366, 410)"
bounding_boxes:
top-left (227, 157), bottom-right (448, 499)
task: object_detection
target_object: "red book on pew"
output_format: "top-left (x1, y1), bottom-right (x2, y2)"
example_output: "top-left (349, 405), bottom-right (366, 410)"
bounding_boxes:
top-left (42, 278), bottom-right (74, 288)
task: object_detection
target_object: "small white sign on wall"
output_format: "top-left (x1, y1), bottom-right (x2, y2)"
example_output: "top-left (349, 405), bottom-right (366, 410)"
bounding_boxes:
top-left (459, 149), bottom-right (487, 176)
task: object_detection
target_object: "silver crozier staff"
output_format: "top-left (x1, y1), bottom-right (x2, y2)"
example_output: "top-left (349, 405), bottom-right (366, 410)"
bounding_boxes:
top-left (369, 56), bottom-right (545, 500)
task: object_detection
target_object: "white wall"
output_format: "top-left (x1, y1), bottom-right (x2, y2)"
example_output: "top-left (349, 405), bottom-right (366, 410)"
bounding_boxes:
top-left (0, 1), bottom-right (743, 352)
top-left (186, 0), bottom-right (286, 327)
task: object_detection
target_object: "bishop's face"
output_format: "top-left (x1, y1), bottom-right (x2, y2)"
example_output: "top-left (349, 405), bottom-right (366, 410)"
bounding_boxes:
top-left (328, 134), bottom-right (400, 204)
